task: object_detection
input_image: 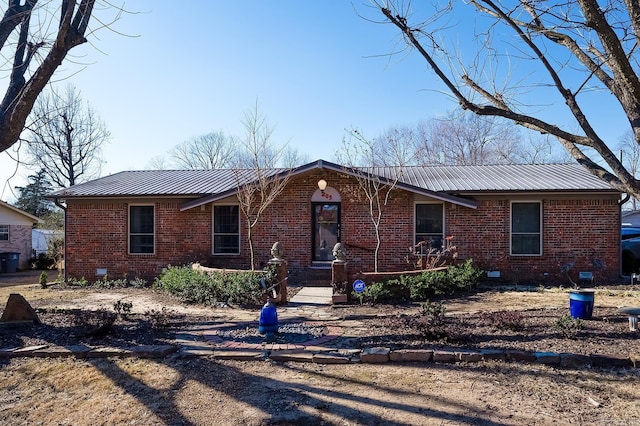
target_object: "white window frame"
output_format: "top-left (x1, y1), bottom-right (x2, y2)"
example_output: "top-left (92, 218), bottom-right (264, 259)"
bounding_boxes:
top-left (414, 202), bottom-right (445, 250)
top-left (510, 200), bottom-right (542, 256)
top-left (0, 225), bottom-right (8, 241)
top-left (212, 204), bottom-right (241, 255)
top-left (129, 204), bottom-right (155, 255)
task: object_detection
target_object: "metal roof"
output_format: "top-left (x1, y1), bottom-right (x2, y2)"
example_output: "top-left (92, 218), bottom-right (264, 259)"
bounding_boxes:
top-left (47, 168), bottom-right (284, 198)
top-left (48, 161), bottom-right (617, 201)
top-left (389, 163), bottom-right (616, 192)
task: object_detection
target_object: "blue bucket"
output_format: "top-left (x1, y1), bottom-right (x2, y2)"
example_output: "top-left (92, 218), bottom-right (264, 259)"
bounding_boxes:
top-left (258, 300), bottom-right (278, 335)
top-left (569, 290), bottom-right (595, 320)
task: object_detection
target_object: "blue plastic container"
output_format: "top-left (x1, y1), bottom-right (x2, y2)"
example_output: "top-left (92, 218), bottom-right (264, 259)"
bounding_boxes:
top-left (569, 290), bottom-right (595, 320)
top-left (258, 300), bottom-right (278, 335)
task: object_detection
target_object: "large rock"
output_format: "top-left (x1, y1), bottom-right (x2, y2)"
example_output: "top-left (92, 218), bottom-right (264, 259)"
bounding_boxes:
top-left (0, 294), bottom-right (40, 324)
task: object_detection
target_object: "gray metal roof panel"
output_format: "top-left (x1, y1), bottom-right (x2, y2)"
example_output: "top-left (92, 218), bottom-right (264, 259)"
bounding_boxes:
top-left (391, 164), bottom-right (615, 192)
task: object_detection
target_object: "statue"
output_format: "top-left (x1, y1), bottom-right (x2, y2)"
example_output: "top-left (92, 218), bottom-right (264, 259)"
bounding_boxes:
top-left (332, 242), bottom-right (347, 262)
top-left (270, 241), bottom-right (284, 260)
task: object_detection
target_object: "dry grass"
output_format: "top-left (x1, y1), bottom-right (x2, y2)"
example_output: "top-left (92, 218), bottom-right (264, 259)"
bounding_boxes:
top-left (0, 358), bottom-right (639, 425)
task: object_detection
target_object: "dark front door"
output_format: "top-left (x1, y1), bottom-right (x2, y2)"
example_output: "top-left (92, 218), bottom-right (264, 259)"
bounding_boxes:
top-left (312, 203), bottom-right (340, 261)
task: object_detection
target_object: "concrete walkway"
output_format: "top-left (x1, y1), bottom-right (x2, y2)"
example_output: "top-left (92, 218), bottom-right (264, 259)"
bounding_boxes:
top-left (288, 286), bottom-right (332, 306)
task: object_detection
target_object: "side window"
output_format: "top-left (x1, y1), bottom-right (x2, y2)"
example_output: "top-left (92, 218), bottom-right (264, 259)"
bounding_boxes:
top-left (511, 202), bottom-right (542, 255)
top-left (129, 205), bottom-right (155, 254)
top-left (415, 203), bottom-right (444, 250)
top-left (0, 225), bottom-right (8, 241)
top-left (213, 205), bottom-right (240, 254)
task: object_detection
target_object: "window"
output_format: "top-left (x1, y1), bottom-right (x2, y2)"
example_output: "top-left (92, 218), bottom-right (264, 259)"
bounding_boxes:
top-left (129, 205), bottom-right (154, 254)
top-left (511, 202), bottom-right (542, 255)
top-left (213, 205), bottom-right (240, 254)
top-left (415, 203), bottom-right (444, 250)
top-left (0, 225), bottom-right (8, 241)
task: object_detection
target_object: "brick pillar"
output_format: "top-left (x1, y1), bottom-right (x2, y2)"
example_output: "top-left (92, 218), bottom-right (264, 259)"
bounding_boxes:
top-left (268, 258), bottom-right (288, 305)
top-left (332, 260), bottom-right (349, 299)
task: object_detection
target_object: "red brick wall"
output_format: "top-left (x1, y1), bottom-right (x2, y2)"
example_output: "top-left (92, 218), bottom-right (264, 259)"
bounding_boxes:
top-left (63, 172), bottom-right (621, 285)
top-left (448, 197), bottom-right (620, 284)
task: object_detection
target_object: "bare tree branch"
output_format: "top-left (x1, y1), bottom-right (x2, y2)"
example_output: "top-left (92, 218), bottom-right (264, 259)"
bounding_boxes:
top-left (373, 0), bottom-right (640, 197)
top-left (0, 1), bottom-right (120, 155)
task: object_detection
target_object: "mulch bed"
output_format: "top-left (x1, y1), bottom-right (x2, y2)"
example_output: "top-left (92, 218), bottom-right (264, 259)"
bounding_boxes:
top-left (336, 306), bottom-right (639, 357)
top-left (0, 303), bottom-right (638, 358)
top-left (0, 309), bottom-right (186, 350)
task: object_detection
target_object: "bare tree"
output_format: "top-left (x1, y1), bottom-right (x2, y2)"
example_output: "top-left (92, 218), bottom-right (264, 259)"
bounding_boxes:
top-left (375, 111), bottom-right (564, 166)
top-left (169, 131), bottom-right (236, 169)
top-left (145, 155), bottom-right (170, 170)
top-left (25, 84), bottom-right (109, 188)
top-left (336, 129), bottom-right (407, 272)
top-left (234, 102), bottom-right (292, 270)
top-left (0, 1), bottom-right (120, 154)
top-left (419, 113), bottom-right (522, 165)
top-left (371, 1), bottom-right (640, 197)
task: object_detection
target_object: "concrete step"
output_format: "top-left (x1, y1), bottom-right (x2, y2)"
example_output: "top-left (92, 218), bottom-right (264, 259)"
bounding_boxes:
top-left (289, 286), bottom-right (332, 305)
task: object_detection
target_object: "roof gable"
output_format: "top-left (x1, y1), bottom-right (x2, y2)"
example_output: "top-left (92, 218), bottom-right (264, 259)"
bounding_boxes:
top-left (0, 200), bottom-right (42, 224)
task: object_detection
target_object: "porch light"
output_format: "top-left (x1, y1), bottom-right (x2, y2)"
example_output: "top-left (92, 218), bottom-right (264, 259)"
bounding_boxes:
top-left (318, 179), bottom-right (327, 191)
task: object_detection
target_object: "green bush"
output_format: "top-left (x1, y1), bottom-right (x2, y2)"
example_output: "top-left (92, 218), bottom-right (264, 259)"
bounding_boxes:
top-left (358, 260), bottom-right (482, 304)
top-left (154, 265), bottom-right (264, 307)
top-left (39, 271), bottom-right (48, 289)
top-left (553, 314), bottom-right (583, 339)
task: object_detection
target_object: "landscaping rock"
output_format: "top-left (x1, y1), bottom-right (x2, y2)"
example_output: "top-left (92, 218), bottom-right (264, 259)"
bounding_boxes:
top-left (506, 350), bottom-right (536, 363)
top-left (389, 349), bottom-right (433, 362)
top-left (0, 294), bottom-right (40, 324)
top-left (360, 347), bottom-right (390, 363)
top-left (456, 350), bottom-right (483, 363)
top-left (535, 352), bottom-right (561, 365)
top-left (313, 352), bottom-right (350, 364)
top-left (432, 350), bottom-right (456, 363)
top-left (560, 353), bottom-right (591, 368)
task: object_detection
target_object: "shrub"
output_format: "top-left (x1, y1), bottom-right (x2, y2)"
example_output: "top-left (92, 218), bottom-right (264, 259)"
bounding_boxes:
top-left (73, 309), bottom-right (117, 337)
top-left (144, 307), bottom-right (172, 328)
top-left (552, 314), bottom-right (583, 339)
top-left (410, 300), bottom-right (448, 340)
top-left (358, 260), bottom-right (482, 304)
top-left (355, 279), bottom-right (409, 304)
top-left (482, 310), bottom-right (525, 331)
top-left (154, 265), bottom-right (264, 307)
top-left (39, 271), bottom-right (48, 289)
top-left (65, 276), bottom-right (89, 287)
top-left (30, 253), bottom-right (56, 270)
top-left (113, 300), bottom-right (133, 318)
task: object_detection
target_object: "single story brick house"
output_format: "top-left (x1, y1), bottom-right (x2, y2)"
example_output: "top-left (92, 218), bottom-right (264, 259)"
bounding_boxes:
top-left (48, 159), bottom-right (622, 284)
top-left (0, 200), bottom-right (41, 271)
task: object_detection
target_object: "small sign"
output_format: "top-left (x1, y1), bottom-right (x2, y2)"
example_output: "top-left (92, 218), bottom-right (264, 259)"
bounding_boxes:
top-left (353, 279), bottom-right (366, 293)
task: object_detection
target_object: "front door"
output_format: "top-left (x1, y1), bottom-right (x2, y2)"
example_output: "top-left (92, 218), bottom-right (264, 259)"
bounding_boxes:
top-left (312, 203), bottom-right (340, 261)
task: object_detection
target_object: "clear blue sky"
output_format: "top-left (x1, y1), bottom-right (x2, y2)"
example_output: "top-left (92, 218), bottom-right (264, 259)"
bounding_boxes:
top-left (0, 1), bottom-right (628, 201)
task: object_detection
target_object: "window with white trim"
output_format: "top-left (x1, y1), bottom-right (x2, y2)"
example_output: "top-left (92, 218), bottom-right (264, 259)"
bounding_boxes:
top-left (511, 201), bottom-right (542, 255)
top-left (213, 205), bottom-right (240, 254)
top-left (129, 205), bottom-right (155, 254)
top-left (415, 203), bottom-right (444, 250)
top-left (0, 225), bottom-right (8, 241)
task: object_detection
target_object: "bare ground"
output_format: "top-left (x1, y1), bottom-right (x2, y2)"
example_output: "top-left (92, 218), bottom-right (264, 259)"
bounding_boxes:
top-left (0, 273), bottom-right (639, 425)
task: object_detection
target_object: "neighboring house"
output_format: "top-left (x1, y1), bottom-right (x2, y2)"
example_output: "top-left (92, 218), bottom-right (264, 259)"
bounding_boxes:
top-left (0, 200), bottom-right (42, 271)
top-left (48, 160), bottom-right (622, 284)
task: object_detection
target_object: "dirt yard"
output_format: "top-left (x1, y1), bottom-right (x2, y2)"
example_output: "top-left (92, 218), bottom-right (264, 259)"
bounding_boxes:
top-left (0, 273), bottom-right (639, 425)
